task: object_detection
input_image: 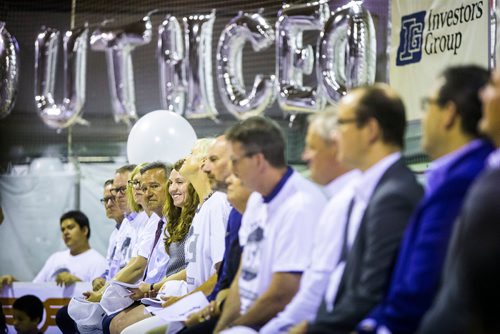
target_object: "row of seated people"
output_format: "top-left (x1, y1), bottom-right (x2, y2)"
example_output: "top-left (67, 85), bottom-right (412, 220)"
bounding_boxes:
top-left (2, 64), bottom-right (500, 334)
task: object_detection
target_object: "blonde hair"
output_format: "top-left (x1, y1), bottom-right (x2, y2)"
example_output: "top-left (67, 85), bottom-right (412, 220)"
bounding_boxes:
top-left (126, 162), bottom-right (148, 212)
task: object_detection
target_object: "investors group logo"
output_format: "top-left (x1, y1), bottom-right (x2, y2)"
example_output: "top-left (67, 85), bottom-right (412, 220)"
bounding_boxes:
top-left (396, 1), bottom-right (485, 66)
top-left (396, 11), bottom-right (426, 66)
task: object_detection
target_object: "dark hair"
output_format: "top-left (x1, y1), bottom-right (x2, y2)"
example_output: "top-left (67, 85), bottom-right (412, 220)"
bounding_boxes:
top-left (163, 159), bottom-right (199, 253)
top-left (115, 164), bottom-right (137, 174)
top-left (225, 116), bottom-right (286, 168)
top-left (104, 179), bottom-right (114, 187)
top-left (353, 84), bottom-right (407, 148)
top-left (60, 210), bottom-right (91, 239)
top-left (436, 65), bottom-right (490, 137)
top-left (13, 295), bottom-right (44, 324)
top-left (140, 161), bottom-right (171, 176)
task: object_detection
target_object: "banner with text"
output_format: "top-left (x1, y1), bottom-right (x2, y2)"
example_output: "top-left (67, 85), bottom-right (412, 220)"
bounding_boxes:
top-left (390, 0), bottom-right (491, 120)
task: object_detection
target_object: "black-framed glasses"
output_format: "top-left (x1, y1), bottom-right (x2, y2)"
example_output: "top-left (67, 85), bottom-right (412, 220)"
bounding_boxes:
top-left (110, 186), bottom-right (127, 196)
top-left (100, 196), bottom-right (115, 204)
top-left (128, 180), bottom-right (141, 189)
top-left (421, 97), bottom-right (441, 110)
top-left (231, 151), bottom-right (258, 166)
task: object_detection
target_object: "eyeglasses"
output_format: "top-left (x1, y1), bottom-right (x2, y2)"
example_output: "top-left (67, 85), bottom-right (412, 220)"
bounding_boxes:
top-left (128, 180), bottom-right (141, 189)
top-left (110, 186), bottom-right (127, 196)
top-left (231, 151), bottom-right (258, 166)
top-left (100, 196), bottom-right (115, 204)
top-left (336, 117), bottom-right (359, 126)
top-left (421, 97), bottom-right (441, 110)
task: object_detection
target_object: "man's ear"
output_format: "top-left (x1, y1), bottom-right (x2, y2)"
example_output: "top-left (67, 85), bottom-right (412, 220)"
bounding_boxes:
top-left (443, 101), bottom-right (458, 130)
top-left (365, 117), bottom-right (381, 144)
top-left (83, 225), bottom-right (89, 239)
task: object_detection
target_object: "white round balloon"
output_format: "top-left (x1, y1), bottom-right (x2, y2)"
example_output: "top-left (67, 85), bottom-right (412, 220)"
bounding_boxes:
top-left (127, 110), bottom-right (197, 164)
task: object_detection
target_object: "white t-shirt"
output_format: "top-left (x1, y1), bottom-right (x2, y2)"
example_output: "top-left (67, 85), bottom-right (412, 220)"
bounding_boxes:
top-left (185, 191), bottom-right (230, 292)
top-left (102, 227), bottom-right (119, 279)
top-left (261, 170), bottom-right (360, 334)
top-left (33, 248), bottom-right (106, 283)
top-left (238, 170), bottom-right (327, 314)
top-left (108, 211), bottom-right (148, 279)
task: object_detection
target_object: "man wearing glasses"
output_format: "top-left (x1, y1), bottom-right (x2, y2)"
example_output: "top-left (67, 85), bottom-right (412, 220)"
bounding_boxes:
top-left (95, 179), bottom-right (131, 290)
top-left (260, 109), bottom-right (360, 334)
top-left (358, 66), bottom-right (493, 334)
top-left (419, 69), bottom-right (500, 333)
top-left (305, 84), bottom-right (423, 334)
top-left (213, 116), bottom-right (327, 333)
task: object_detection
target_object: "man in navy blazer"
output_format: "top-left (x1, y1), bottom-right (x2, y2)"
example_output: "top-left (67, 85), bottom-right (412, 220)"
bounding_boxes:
top-left (418, 69), bottom-right (500, 334)
top-left (357, 65), bottom-right (493, 334)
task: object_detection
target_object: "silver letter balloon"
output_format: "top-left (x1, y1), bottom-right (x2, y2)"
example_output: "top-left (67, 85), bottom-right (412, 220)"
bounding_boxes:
top-left (216, 11), bottom-right (275, 120)
top-left (34, 25), bottom-right (89, 129)
top-left (0, 22), bottom-right (20, 120)
top-left (276, 0), bottom-right (330, 115)
top-left (317, 0), bottom-right (376, 103)
top-left (90, 13), bottom-right (153, 124)
top-left (158, 15), bottom-right (185, 115)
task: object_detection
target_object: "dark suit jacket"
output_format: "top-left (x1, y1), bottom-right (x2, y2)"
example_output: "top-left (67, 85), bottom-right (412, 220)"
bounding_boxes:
top-left (308, 158), bottom-right (423, 334)
top-left (419, 165), bottom-right (500, 334)
top-left (363, 140), bottom-right (493, 334)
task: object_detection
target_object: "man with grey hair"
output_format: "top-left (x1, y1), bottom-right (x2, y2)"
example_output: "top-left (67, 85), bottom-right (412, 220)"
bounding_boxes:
top-left (259, 109), bottom-right (360, 333)
top-left (303, 107), bottom-right (356, 196)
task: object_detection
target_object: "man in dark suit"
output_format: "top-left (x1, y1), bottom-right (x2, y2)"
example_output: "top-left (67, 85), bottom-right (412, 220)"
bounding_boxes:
top-left (302, 84), bottom-right (423, 334)
top-left (419, 70), bottom-right (500, 334)
top-left (357, 65), bottom-right (493, 334)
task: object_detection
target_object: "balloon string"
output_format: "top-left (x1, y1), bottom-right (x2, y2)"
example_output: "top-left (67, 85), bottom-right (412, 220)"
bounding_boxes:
top-left (70, 0), bottom-right (76, 29)
top-left (70, 0), bottom-right (81, 211)
top-left (68, 0), bottom-right (76, 159)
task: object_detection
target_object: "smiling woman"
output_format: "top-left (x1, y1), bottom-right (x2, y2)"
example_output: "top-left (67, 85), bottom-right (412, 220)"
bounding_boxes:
top-left (164, 159), bottom-right (200, 259)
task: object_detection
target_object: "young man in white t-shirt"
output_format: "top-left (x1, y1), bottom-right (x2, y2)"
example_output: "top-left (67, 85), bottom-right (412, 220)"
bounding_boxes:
top-left (0, 210), bottom-right (106, 287)
top-left (213, 116), bottom-right (328, 333)
top-left (35, 210), bottom-right (107, 284)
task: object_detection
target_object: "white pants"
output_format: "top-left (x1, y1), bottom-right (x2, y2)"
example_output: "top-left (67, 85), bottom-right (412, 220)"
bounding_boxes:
top-left (120, 317), bottom-right (185, 334)
top-left (121, 316), bottom-right (167, 334)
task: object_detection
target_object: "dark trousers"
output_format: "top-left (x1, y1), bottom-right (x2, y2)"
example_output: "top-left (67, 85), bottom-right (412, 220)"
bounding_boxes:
top-left (179, 317), bottom-right (218, 334)
top-left (56, 305), bottom-right (78, 334)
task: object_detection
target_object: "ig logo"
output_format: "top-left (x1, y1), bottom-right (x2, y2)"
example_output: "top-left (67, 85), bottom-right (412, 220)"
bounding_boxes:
top-left (396, 11), bottom-right (426, 66)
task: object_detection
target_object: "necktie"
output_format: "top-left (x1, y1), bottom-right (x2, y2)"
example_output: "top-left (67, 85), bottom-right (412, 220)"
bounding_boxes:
top-left (143, 219), bottom-right (165, 280)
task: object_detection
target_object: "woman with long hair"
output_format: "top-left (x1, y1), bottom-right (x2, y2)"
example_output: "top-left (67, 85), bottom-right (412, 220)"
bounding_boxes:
top-left (108, 159), bottom-right (199, 334)
top-left (162, 159), bottom-right (200, 276)
top-left (117, 138), bottom-right (232, 334)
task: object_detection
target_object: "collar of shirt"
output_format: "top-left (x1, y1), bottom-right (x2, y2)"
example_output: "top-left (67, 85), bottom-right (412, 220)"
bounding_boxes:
top-left (147, 211), bottom-right (160, 222)
top-left (323, 169), bottom-right (362, 199)
top-left (263, 166), bottom-right (294, 203)
top-left (426, 139), bottom-right (484, 194)
top-left (487, 147), bottom-right (500, 170)
top-left (126, 211), bottom-right (138, 221)
top-left (354, 152), bottom-right (402, 205)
